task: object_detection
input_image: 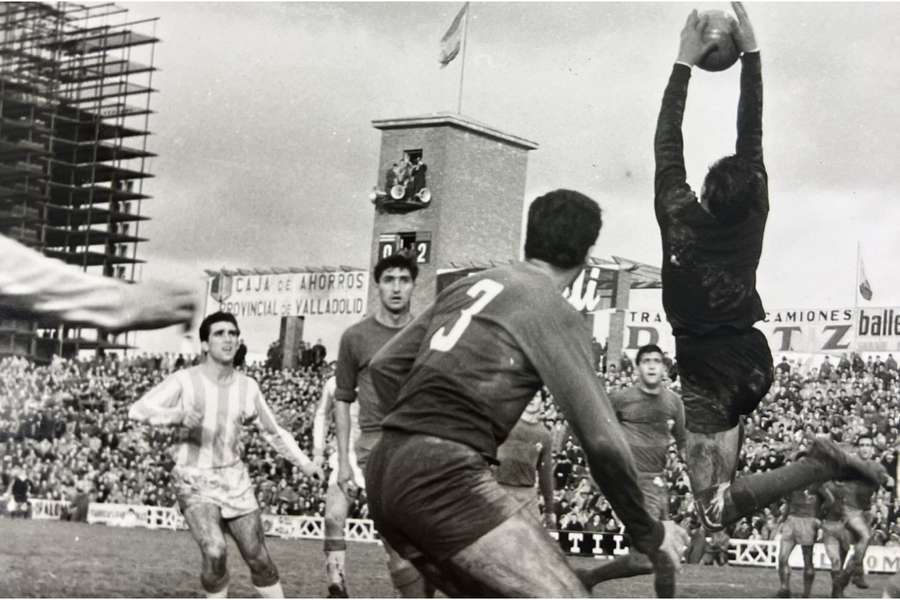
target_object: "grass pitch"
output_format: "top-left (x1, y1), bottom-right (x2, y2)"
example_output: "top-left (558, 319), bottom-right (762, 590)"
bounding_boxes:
top-left (0, 519), bottom-right (893, 597)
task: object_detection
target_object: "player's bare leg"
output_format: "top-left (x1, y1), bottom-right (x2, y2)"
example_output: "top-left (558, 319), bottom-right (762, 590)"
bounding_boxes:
top-left (323, 482), bottom-right (351, 597)
top-left (776, 534), bottom-right (797, 598)
top-left (182, 503), bottom-right (230, 597)
top-left (227, 510), bottom-right (283, 598)
top-left (800, 545), bottom-right (816, 598)
top-left (684, 424), bottom-right (741, 530)
top-left (574, 552), bottom-right (653, 588)
top-left (385, 540), bottom-right (435, 598)
top-left (823, 528), bottom-right (849, 598)
top-left (882, 570), bottom-right (900, 598)
top-left (687, 424), bottom-right (883, 533)
top-left (844, 512), bottom-right (872, 590)
top-left (407, 557), bottom-right (469, 598)
top-left (445, 510), bottom-right (588, 597)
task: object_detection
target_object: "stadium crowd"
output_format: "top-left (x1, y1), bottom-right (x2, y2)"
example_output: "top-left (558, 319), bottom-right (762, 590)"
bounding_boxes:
top-left (2, 350), bottom-right (899, 551)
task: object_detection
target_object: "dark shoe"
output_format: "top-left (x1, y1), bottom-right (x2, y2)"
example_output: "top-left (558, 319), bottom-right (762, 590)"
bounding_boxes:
top-left (775, 588), bottom-right (791, 598)
top-left (852, 572), bottom-right (870, 589)
top-left (327, 584), bottom-right (349, 598)
top-left (807, 438), bottom-right (884, 485)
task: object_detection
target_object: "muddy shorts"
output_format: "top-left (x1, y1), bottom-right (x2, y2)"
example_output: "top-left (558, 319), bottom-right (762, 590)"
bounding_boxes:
top-left (365, 431), bottom-right (524, 563)
top-left (172, 462), bottom-right (258, 519)
top-left (780, 515), bottom-right (819, 546)
top-left (676, 328), bottom-right (774, 433)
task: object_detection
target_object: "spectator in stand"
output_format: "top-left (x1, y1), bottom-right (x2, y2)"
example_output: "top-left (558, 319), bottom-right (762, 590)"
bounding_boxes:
top-left (310, 339), bottom-right (327, 369)
top-left (776, 357), bottom-right (792, 376)
top-left (4, 467), bottom-right (32, 518)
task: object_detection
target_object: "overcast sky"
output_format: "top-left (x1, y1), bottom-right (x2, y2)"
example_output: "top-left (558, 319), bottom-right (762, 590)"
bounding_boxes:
top-left (120, 2), bottom-right (900, 353)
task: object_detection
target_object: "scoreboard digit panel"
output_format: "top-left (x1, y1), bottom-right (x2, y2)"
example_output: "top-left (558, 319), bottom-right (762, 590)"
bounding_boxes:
top-left (378, 231), bottom-right (431, 264)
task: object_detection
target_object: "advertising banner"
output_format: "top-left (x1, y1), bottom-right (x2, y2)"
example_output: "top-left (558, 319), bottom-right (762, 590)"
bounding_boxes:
top-left (623, 308), bottom-right (858, 355)
top-left (204, 269), bottom-right (369, 360)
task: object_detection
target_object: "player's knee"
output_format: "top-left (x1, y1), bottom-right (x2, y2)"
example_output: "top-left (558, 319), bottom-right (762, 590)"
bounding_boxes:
top-left (201, 539), bottom-right (228, 565)
top-left (803, 564), bottom-right (815, 578)
top-left (200, 554), bottom-right (229, 593)
top-left (247, 555), bottom-right (279, 587)
top-left (324, 510), bottom-right (347, 540)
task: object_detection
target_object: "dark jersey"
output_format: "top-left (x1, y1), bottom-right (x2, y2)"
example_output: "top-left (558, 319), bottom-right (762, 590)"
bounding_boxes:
top-left (335, 315), bottom-right (407, 433)
top-left (842, 478), bottom-right (877, 511)
top-left (376, 262), bottom-right (594, 458)
top-left (654, 53), bottom-right (767, 337)
top-left (610, 386), bottom-right (685, 473)
top-left (495, 417), bottom-right (551, 487)
top-left (11, 477), bottom-right (30, 503)
top-left (371, 261), bottom-right (663, 551)
top-left (786, 485), bottom-right (820, 518)
top-left (820, 481), bottom-right (847, 521)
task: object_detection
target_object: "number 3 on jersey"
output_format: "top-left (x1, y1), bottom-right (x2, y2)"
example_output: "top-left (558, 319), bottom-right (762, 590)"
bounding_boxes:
top-left (430, 279), bottom-right (504, 352)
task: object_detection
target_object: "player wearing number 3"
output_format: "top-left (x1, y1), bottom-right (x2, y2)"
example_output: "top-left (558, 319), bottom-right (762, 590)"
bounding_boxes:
top-left (365, 189), bottom-right (689, 597)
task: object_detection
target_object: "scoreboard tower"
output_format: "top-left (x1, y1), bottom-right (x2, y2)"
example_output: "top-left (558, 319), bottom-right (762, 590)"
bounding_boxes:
top-left (368, 112), bottom-right (538, 312)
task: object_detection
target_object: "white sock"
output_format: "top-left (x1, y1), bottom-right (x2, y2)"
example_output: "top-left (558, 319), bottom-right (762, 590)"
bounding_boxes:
top-left (255, 581), bottom-right (284, 598)
top-left (206, 586), bottom-right (228, 598)
top-left (325, 549), bottom-right (347, 588)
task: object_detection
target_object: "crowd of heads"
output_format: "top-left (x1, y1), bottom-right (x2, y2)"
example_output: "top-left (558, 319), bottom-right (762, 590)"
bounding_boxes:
top-left (2, 347), bottom-right (898, 547)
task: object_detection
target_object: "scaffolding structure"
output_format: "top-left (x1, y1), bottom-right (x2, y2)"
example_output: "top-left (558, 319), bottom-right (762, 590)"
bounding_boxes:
top-left (0, 2), bottom-right (158, 361)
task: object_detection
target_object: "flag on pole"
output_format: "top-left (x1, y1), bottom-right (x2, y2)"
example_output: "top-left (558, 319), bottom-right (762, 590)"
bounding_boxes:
top-left (438, 3), bottom-right (468, 68)
top-left (859, 254), bottom-right (873, 301)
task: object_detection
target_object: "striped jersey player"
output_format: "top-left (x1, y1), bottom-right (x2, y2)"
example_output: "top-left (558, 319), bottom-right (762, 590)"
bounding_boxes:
top-left (128, 312), bottom-right (322, 599)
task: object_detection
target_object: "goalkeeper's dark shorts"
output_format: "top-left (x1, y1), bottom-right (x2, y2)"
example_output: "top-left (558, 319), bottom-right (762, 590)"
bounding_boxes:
top-left (676, 327), bottom-right (774, 433)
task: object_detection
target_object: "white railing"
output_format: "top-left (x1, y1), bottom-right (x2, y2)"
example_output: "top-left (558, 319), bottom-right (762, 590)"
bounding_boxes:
top-left (26, 500), bottom-right (900, 574)
top-left (728, 538), bottom-right (779, 567)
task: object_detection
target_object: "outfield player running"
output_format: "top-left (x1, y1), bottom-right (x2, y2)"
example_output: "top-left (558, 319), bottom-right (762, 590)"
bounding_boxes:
top-left (820, 480), bottom-right (852, 598)
top-left (311, 363), bottom-right (363, 598)
top-left (834, 436), bottom-right (889, 595)
top-left (776, 482), bottom-right (822, 598)
top-left (578, 344), bottom-right (686, 596)
top-left (656, 2), bottom-right (883, 535)
top-left (493, 393), bottom-right (556, 530)
top-left (128, 312), bottom-right (323, 598)
top-left (333, 253), bottom-right (432, 598)
top-left (366, 189), bottom-right (688, 598)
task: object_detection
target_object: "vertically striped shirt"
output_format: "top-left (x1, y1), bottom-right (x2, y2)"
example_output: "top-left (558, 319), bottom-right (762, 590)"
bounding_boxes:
top-left (128, 365), bottom-right (313, 470)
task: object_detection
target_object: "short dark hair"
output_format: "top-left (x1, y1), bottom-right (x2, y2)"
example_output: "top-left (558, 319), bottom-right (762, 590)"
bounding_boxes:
top-left (524, 189), bottom-right (602, 269)
top-left (702, 155), bottom-right (760, 226)
top-left (636, 344), bottom-right (664, 364)
top-left (200, 311), bottom-right (239, 342)
top-left (373, 253), bottom-right (418, 283)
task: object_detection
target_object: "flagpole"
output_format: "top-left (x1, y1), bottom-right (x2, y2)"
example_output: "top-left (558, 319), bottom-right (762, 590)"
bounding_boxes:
top-left (457, 3), bottom-right (470, 115)
top-left (855, 240), bottom-right (860, 310)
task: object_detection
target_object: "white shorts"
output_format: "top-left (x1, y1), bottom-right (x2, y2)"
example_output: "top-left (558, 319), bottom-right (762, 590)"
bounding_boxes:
top-left (328, 446), bottom-right (365, 489)
top-left (172, 463), bottom-right (258, 520)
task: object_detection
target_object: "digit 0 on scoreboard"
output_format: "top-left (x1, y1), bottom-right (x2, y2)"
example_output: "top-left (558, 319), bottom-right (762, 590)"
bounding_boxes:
top-left (378, 231), bottom-right (431, 264)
